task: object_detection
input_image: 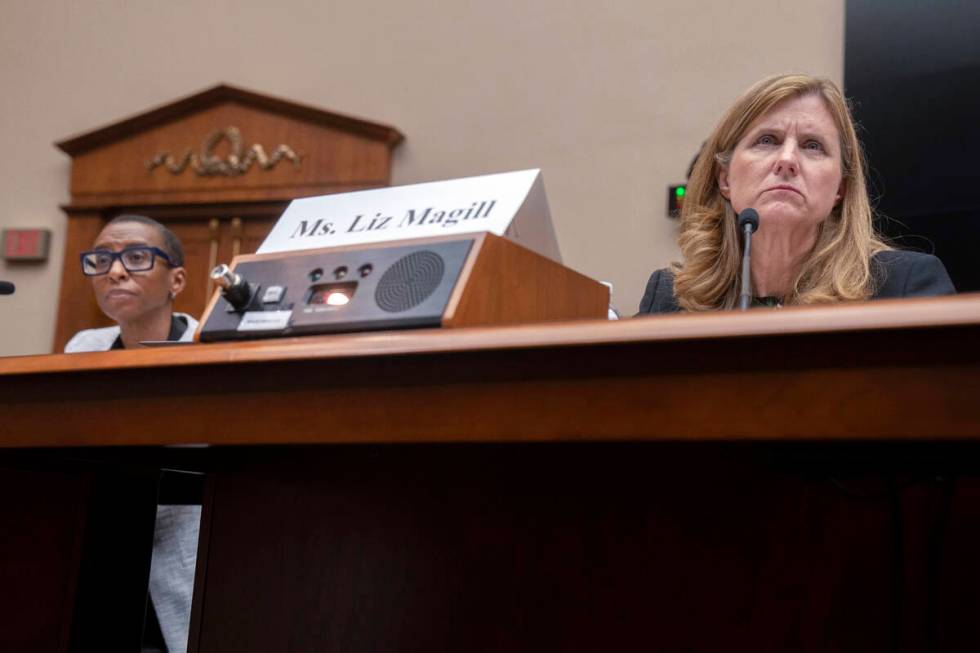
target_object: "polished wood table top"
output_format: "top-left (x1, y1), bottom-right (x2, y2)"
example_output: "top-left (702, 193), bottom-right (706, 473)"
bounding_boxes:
top-left (3, 293), bottom-right (980, 447)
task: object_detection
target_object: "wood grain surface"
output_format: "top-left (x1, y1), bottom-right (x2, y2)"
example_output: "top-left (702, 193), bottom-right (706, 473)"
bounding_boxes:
top-left (5, 294), bottom-right (980, 447)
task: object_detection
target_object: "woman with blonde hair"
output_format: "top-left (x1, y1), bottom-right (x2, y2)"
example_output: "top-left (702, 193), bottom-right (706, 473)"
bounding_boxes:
top-left (638, 74), bottom-right (954, 313)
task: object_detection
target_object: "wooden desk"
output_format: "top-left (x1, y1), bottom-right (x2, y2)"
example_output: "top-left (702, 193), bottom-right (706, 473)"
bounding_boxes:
top-left (3, 295), bottom-right (980, 652)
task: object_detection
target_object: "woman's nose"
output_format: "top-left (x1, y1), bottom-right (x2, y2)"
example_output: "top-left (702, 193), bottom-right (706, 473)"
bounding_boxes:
top-left (773, 141), bottom-right (800, 176)
top-left (107, 258), bottom-right (129, 279)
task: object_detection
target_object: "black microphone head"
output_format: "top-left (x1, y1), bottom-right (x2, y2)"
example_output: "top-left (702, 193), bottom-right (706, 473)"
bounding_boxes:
top-left (737, 208), bottom-right (759, 233)
top-left (0, 281), bottom-right (14, 295)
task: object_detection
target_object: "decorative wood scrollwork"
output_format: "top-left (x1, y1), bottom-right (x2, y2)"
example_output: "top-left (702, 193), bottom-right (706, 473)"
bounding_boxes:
top-left (146, 127), bottom-right (301, 177)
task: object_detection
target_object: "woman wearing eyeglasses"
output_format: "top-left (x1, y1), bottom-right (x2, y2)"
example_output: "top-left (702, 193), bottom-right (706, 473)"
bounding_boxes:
top-left (65, 214), bottom-right (199, 351)
top-left (64, 214), bottom-right (200, 653)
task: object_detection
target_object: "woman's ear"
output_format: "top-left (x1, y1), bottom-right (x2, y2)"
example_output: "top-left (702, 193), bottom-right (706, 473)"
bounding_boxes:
top-left (717, 165), bottom-right (731, 200)
top-left (169, 266), bottom-right (187, 300)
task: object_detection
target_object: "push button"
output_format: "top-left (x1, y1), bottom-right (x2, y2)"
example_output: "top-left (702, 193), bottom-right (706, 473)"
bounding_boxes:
top-left (261, 285), bottom-right (285, 304)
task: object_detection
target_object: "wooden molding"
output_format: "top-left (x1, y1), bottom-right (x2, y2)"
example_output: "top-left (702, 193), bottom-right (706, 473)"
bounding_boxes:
top-left (56, 83), bottom-right (403, 157)
top-left (23, 291), bottom-right (980, 375)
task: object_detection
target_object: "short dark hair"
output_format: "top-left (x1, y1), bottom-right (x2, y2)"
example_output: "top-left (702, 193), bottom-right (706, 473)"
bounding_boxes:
top-left (107, 214), bottom-right (185, 267)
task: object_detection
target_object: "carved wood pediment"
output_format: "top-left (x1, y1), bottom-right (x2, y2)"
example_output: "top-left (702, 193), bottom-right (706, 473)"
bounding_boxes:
top-left (57, 84), bottom-right (404, 208)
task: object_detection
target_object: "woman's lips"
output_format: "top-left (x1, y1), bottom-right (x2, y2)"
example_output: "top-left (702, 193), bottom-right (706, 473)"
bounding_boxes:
top-left (104, 289), bottom-right (137, 300)
top-left (765, 185), bottom-right (804, 197)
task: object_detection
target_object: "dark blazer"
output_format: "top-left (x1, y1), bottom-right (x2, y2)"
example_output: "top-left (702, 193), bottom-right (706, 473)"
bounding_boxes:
top-left (637, 250), bottom-right (956, 314)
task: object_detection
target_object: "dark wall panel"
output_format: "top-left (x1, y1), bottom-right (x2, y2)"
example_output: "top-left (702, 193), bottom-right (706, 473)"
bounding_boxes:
top-left (845, 1), bottom-right (980, 291)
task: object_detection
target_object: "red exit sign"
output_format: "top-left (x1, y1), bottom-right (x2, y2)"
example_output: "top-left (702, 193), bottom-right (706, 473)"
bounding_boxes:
top-left (2, 229), bottom-right (51, 261)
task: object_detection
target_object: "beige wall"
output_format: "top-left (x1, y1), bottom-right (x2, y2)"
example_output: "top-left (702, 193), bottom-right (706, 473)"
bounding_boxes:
top-left (0, 0), bottom-right (843, 356)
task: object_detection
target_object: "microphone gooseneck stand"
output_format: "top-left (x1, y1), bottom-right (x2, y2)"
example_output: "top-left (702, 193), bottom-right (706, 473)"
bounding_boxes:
top-left (736, 208), bottom-right (759, 310)
top-left (210, 264), bottom-right (254, 311)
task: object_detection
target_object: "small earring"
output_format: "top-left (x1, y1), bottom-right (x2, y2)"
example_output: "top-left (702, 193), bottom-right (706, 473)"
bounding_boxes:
top-left (168, 291), bottom-right (176, 300)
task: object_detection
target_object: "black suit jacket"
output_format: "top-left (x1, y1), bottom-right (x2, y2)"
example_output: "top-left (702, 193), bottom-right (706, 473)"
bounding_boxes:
top-left (637, 250), bottom-right (956, 314)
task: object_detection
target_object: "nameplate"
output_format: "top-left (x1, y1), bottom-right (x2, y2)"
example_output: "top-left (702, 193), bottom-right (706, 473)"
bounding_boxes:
top-left (257, 169), bottom-right (561, 262)
top-left (237, 310), bottom-right (292, 332)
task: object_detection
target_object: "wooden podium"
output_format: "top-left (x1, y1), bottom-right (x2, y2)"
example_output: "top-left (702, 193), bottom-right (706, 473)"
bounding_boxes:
top-left (197, 233), bottom-right (611, 341)
top-left (3, 295), bottom-right (980, 652)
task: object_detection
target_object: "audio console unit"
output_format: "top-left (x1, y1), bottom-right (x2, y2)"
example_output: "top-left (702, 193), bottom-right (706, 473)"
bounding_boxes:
top-left (196, 232), bottom-right (608, 342)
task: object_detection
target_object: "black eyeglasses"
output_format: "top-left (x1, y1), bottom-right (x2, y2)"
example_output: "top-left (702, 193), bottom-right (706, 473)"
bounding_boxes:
top-left (80, 246), bottom-right (177, 276)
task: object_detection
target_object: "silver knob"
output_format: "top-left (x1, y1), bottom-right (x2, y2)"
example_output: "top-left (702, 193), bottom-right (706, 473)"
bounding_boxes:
top-left (210, 264), bottom-right (241, 291)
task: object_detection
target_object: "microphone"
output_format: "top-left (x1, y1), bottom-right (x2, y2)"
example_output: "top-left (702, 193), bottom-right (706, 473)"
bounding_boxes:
top-left (0, 281), bottom-right (14, 295)
top-left (736, 208), bottom-right (759, 310)
top-left (211, 264), bottom-right (253, 311)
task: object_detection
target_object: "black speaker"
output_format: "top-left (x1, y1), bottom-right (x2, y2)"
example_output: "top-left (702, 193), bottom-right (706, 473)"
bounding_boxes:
top-left (375, 250), bottom-right (447, 313)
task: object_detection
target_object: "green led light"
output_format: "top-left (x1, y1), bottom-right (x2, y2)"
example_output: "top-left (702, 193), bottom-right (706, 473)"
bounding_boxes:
top-left (675, 186), bottom-right (686, 197)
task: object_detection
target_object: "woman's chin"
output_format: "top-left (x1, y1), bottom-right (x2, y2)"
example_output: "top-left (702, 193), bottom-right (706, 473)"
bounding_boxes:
top-left (98, 301), bottom-right (144, 325)
top-left (756, 195), bottom-right (803, 213)
top-left (756, 206), bottom-right (821, 229)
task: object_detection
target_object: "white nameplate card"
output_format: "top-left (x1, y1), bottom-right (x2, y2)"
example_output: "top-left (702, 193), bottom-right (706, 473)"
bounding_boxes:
top-left (237, 310), bottom-right (292, 332)
top-left (257, 169), bottom-right (561, 262)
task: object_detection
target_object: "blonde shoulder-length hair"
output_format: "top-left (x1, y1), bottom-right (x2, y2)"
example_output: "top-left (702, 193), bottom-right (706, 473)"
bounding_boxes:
top-left (672, 74), bottom-right (890, 310)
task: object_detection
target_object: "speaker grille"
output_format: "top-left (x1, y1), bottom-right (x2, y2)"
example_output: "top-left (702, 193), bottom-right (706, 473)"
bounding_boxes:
top-left (375, 250), bottom-right (446, 313)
